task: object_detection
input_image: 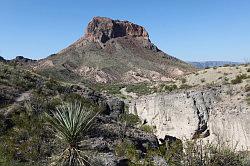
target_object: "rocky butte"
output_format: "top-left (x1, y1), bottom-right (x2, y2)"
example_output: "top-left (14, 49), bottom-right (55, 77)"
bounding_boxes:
top-left (35, 17), bottom-right (195, 83)
top-left (84, 17), bottom-right (149, 45)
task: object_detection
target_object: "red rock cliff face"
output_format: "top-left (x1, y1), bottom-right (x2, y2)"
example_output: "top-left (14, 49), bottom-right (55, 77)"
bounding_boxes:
top-left (84, 17), bottom-right (149, 43)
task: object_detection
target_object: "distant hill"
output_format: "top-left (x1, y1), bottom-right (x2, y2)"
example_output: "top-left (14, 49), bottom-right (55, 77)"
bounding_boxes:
top-left (0, 56), bottom-right (6, 62)
top-left (189, 61), bottom-right (241, 68)
top-left (34, 17), bottom-right (195, 84)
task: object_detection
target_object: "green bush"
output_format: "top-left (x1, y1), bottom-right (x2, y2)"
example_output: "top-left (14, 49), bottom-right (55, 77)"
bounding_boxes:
top-left (182, 140), bottom-right (248, 166)
top-left (140, 125), bottom-right (155, 133)
top-left (247, 94), bottom-right (250, 105)
top-left (245, 85), bottom-right (250, 92)
top-left (45, 78), bottom-right (67, 93)
top-left (201, 78), bottom-right (206, 83)
top-left (231, 74), bottom-right (248, 84)
top-left (179, 84), bottom-right (193, 89)
top-left (115, 140), bottom-right (140, 164)
top-left (93, 84), bottom-right (124, 94)
top-left (164, 84), bottom-right (178, 92)
top-left (223, 64), bottom-right (230, 67)
top-left (144, 139), bottom-right (248, 166)
top-left (181, 78), bottom-right (187, 84)
top-left (126, 83), bottom-right (153, 95)
top-left (119, 113), bottom-right (141, 127)
top-left (0, 104), bottom-right (54, 165)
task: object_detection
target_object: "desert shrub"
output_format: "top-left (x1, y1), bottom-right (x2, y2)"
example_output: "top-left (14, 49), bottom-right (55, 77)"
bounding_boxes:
top-left (245, 85), bottom-right (250, 92)
top-left (45, 78), bottom-right (68, 93)
top-left (140, 125), bottom-right (155, 133)
top-left (115, 139), bottom-right (140, 164)
top-left (63, 93), bottom-right (97, 109)
top-left (0, 104), bottom-right (54, 165)
top-left (126, 83), bottom-right (153, 95)
top-left (93, 83), bottom-right (125, 94)
top-left (179, 84), bottom-right (193, 89)
top-left (201, 78), bottom-right (206, 83)
top-left (181, 140), bottom-right (248, 166)
top-left (231, 74), bottom-right (248, 84)
top-left (119, 113), bottom-right (141, 127)
top-left (247, 68), bottom-right (250, 72)
top-left (143, 138), bottom-right (248, 166)
top-left (163, 84), bottom-right (178, 92)
top-left (181, 78), bottom-right (187, 84)
top-left (223, 64), bottom-right (230, 67)
top-left (247, 94), bottom-right (250, 105)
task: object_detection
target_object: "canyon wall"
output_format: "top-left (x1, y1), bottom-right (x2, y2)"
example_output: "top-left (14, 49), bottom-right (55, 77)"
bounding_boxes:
top-left (129, 85), bottom-right (250, 151)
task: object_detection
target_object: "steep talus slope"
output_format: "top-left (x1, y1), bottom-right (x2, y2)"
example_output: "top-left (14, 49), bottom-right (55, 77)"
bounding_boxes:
top-left (35, 17), bottom-right (195, 83)
top-left (129, 78), bottom-right (250, 151)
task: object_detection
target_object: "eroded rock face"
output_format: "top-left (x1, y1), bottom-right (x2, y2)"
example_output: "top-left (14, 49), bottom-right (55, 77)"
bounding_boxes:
top-left (129, 85), bottom-right (250, 151)
top-left (84, 16), bottom-right (149, 44)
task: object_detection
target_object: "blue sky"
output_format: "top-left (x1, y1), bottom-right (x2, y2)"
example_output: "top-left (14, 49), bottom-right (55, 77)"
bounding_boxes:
top-left (0, 0), bottom-right (250, 62)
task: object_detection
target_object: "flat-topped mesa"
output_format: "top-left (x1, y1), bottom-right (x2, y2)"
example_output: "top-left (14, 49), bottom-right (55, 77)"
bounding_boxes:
top-left (84, 17), bottom-right (150, 44)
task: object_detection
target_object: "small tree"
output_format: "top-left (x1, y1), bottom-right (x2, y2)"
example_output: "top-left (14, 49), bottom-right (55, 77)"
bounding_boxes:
top-left (45, 101), bottom-right (99, 166)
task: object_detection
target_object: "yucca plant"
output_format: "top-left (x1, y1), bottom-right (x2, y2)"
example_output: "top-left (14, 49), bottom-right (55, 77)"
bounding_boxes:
top-left (45, 101), bottom-right (99, 166)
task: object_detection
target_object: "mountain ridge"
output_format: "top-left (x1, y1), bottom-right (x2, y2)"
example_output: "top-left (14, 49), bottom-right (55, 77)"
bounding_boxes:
top-left (34, 17), bottom-right (195, 84)
top-left (189, 61), bottom-right (241, 68)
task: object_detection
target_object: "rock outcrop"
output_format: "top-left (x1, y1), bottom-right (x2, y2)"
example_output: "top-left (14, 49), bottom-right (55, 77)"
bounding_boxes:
top-left (129, 85), bottom-right (250, 151)
top-left (85, 17), bottom-right (149, 44)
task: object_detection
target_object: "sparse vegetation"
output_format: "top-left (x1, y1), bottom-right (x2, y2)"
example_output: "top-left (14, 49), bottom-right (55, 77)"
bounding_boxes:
top-left (223, 64), bottom-right (230, 67)
top-left (126, 83), bottom-right (154, 95)
top-left (114, 137), bottom-right (249, 166)
top-left (245, 84), bottom-right (250, 92)
top-left (179, 84), bottom-right (193, 89)
top-left (93, 83), bottom-right (124, 94)
top-left (181, 78), bottom-right (187, 84)
top-left (119, 113), bottom-right (141, 127)
top-left (140, 125), bottom-right (155, 133)
top-left (162, 84), bottom-right (178, 92)
top-left (115, 139), bottom-right (140, 164)
top-left (201, 78), bottom-right (206, 83)
top-left (231, 74), bottom-right (249, 84)
top-left (246, 93), bottom-right (250, 105)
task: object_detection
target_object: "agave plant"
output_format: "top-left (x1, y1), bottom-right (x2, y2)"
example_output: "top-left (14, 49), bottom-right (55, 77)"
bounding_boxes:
top-left (45, 101), bottom-right (99, 166)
